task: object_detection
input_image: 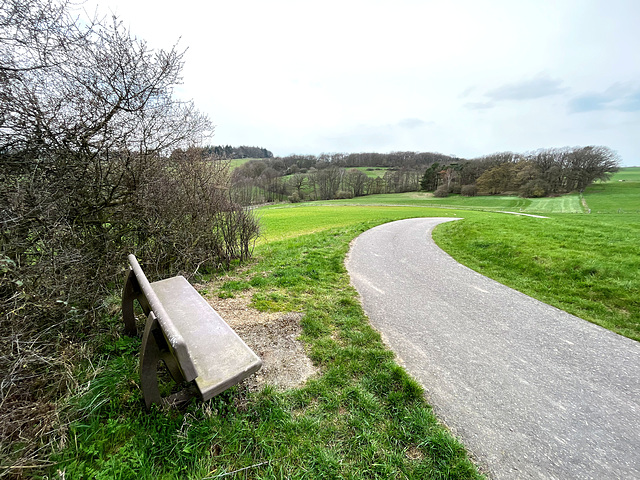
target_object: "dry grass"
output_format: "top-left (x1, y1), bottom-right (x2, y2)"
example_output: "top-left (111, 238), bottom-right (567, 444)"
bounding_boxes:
top-left (0, 329), bottom-right (81, 478)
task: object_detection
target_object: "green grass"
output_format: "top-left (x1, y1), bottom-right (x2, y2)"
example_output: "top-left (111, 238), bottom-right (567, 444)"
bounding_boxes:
top-left (50, 207), bottom-right (483, 479)
top-left (354, 167), bottom-right (390, 178)
top-left (523, 195), bottom-right (584, 213)
top-left (433, 213), bottom-right (640, 342)
top-left (609, 166), bottom-right (640, 182)
top-left (229, 158), bottom-right (261, 170)
top-left (257, 202), bottom-right (639, 342)
top-left (583, 175), bottom-right (640, 214)
top-left (323, 192), bottom-right (585, 213)
top-left (256, 204), bottom-right (461, 244)
top-left (46, 173), bottom-right (640, 478)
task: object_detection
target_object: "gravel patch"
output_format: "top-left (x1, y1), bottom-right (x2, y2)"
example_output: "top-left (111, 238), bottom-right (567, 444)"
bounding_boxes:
top-left (205, 293), bottom-right (317, 392)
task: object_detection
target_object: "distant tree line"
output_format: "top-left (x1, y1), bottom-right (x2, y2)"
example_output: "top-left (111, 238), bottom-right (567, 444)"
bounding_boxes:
top-left (225, 147), bottom-right (619, 205)
top-left (202, 145), bottom-right (273, 159)
top-left (425, 146), bottom-right (620, 198)
top-left (228, 151), bottom-right (458, 204)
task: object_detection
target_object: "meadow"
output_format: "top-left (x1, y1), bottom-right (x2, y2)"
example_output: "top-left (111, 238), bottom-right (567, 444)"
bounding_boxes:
top-left (322, 191), bottom-right (586, 214)
top-left (608, 166), bottom-right (640, 182)
top-left (353, 166), bottom-right (389, 178)
top-left (229, 158), bottom-right (260, 169)
top-left (255, 204), bottom-right (461, 244)
top-left (434, 212), bottom-right (639, 341)
top-left (583, 181), bottom-right (640, 213)
top-left (43, 169), bottom-right (639, 479)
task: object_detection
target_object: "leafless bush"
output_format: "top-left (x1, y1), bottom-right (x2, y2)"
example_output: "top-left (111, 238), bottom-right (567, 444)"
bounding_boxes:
top-left (133, 149), bottom-right (259, 278)
top-left (460, 184), bottom-right (478, 197)
top-left (0, 0), bottom-right (259, 472)
top-left (335, 190), bottom-right (354, 199)
top-left (433, 185), bottom-right (449, 198)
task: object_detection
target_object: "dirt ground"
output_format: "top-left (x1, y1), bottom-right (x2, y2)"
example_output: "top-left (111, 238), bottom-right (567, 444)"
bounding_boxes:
top-left (204, 292), bottom-right (317, 392)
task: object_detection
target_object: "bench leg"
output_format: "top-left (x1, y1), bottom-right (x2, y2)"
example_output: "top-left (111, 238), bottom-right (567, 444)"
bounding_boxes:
top-left (122, 269), bottom-right (141, 336)
top-left (140, 312), bottom-right (163, 409)
top-left (140, 312), bottom-right (192, 409)
top-left (160, 350), bottom-right (186, 386)
top-left (123, 268), bottom-right (152, 337)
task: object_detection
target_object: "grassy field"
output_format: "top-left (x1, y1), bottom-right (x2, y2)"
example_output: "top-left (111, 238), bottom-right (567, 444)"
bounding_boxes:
top-left (354, 167), bottom-right (389, 178)
top-left (323, 192), bottom-right (585, 214)
top-left (49, 206), bottom-right (483, 479)
top-left (609, 166), bottom-right (640, 182)
top-left (42, 170), bottom-right (639, 479)
top-left (258, 199), bottom-right (639, 342)
top-left (583, 173), bottom-right (640, 214)
top-left (229, 158), bottom-right (261, 170)
top-left (255, 204), bottom-right (461, 244)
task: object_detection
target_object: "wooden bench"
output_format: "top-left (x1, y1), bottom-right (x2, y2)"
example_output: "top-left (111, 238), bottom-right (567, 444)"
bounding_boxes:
top-left (122, 254), bottom-right (262, 409)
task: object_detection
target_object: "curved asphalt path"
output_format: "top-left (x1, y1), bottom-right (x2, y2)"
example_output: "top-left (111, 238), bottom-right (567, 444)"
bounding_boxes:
top-left (346, 217), bottom-right (640, 480)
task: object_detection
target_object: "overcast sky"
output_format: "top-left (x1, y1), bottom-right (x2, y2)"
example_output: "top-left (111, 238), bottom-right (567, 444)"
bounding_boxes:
top-left (85, 0), bottom-right (640, 165)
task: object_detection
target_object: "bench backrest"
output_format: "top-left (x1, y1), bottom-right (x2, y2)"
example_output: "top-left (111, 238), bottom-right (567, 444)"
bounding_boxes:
top-left (128, 254), bottom-right (198, 381)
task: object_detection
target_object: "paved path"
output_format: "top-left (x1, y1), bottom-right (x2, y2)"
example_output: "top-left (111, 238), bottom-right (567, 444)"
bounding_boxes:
top-left (346, 218), bottom-right (640, 479)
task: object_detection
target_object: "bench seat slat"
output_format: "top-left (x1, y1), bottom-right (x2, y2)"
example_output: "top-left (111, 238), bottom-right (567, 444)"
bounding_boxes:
top-left (150, 276), bottom-right (262, 401)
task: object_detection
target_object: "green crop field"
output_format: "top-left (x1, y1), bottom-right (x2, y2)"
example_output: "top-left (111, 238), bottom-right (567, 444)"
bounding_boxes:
top-left (525, 195), bottom-right (585, 213)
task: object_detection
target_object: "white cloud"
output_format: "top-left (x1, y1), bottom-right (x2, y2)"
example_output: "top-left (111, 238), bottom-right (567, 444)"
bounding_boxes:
top-left (464, 102), bottom-right (495, 111)
top-left (569, 83), bottom-right (640, 113)
top-left (485, 75), bottom-right (568, 101)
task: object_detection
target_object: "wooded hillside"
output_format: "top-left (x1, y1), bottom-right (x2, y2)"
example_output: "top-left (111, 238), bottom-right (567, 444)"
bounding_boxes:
top-left (217, 146), bottom-right (620, 204)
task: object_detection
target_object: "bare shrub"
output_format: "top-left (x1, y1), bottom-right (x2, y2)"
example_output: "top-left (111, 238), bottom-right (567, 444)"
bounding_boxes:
top-left (519, 179), bottom-right (549, 198)
top-left (461, 184), bottom-right (478, 197)
top-left (132, 149), bottom-right (259, 277)
top-left (335, 190), bottom-right (355, 199)
top-left (433, 185), bottom-right (450, 198)
top-left (0, 0), bottom-right (259, 471)
top-left (288, 191), bottom-right (302, 203)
